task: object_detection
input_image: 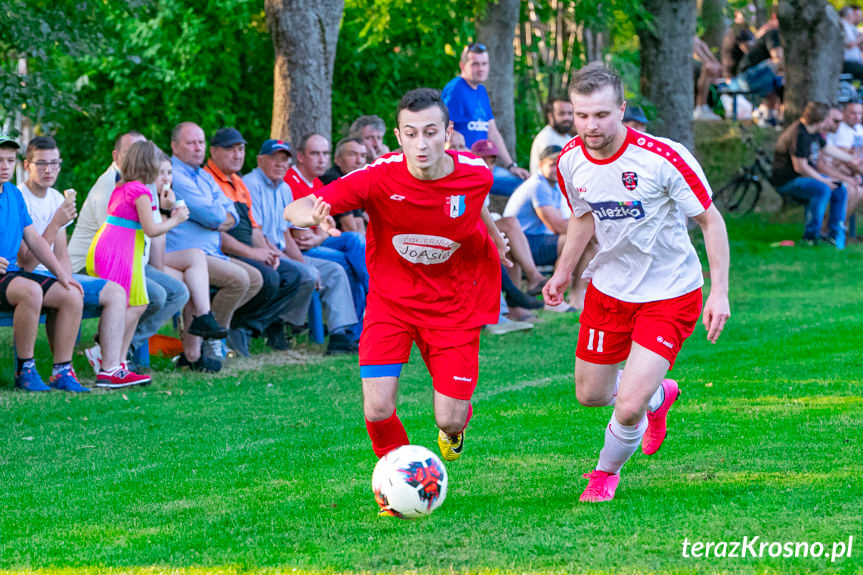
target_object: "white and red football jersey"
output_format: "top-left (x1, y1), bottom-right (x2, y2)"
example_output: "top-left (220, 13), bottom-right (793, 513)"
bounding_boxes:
top-left (556, 127), bottom-right (712, 303)
top-left (318, 150), bottom-right (500, 328)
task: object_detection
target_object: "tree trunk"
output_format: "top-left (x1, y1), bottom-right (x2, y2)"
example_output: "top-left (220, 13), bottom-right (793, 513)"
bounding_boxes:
top-left (637, 0), bottom-right (697, 151)
top-left (265, 0), bottom-right (344, 145)
top-left (476, 0), bottom-right (520, 159)
top-left (698, 0), bottom-right (727, 49)
top-left (755, 0), bottom-right (771, 27)
top-left (778, 0), bottom-right (843, 124)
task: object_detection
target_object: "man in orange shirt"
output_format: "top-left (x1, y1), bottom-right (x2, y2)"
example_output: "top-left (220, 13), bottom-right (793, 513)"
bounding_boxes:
top-left (205, 128), bottom-right (311, 352)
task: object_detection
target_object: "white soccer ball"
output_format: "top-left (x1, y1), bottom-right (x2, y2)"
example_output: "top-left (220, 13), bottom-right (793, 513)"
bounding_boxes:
top-left (372, 444), bottom-right (448, 519)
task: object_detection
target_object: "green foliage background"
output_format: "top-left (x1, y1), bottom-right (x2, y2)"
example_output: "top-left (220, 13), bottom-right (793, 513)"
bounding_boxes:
top-left (3, 0), bottom-right (653, 193)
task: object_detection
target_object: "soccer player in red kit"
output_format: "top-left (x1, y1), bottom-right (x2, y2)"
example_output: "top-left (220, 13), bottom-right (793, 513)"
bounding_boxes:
top-left (285, 88), bottom-right (509, 465)
top-left (544, 63), bottom-right (731, 502)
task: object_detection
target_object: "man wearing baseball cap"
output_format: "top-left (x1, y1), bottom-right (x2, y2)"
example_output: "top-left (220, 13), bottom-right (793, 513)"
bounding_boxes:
top-left (469, 138), bottom-right (542, 331)
top-left (504, 144), bottom-right (592, 312)
top-left (623, 106), bottom-right (648, 132)
top-left (168, 122), bottom-right (263, 364)
top-left (245, 139), bottom-right (359, 355)
top-left (206, 128), bottom-right (311, 352)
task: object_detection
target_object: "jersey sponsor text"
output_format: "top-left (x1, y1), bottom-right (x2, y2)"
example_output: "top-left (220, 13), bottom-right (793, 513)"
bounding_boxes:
top-left (588, 200), bottom-right (646, 221)
top-left (392, 234), bottom-right (461, 265)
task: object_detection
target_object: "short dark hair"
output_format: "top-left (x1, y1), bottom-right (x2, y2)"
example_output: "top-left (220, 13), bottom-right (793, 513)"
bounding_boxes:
top-left (396, 88), bottom-right (450, 126)
top-left (114, 131), bottom-right (145, 153)
top-left (802, 101), bottom-right (830, 125)
top-left (570, 62), bottom-right (625, 106)
top-left (543, 94), bottom-right (571, 120)
top-left (25, 136), bottom-right (58, 162)
top-left (296, 133), bottom-right (328, 155)
top-left (334, 137), bottom-right (365, 158)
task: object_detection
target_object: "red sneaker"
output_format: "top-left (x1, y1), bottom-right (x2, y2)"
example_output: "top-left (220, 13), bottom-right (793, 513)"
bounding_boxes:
top-left (642, 379), bottom-right (680, 455)
top-left (579, 469), bottom-right (620, 502)
top-left (96, 367), bottom-right (151, 389)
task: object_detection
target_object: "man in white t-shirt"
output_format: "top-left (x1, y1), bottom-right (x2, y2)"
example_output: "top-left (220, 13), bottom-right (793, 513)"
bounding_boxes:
top-left (18, 136), bottom-right (150, 387)
top-left (544, 63), bottom-right (730, 503)
top-left (841, 5), bottom-right (863, 81)
top-left (529, 96), bottom-right (574, 174)
top-left (822, 102), bottom-right (863, 234)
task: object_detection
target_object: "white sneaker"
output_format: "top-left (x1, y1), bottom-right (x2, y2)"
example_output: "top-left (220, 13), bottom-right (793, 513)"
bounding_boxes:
top-left (485, 317), bottom-right (533, 335)
top-left (84, 344), bottom-right (102, 374)
top-left (543, 301), bottom-right (577, 313)
top-left (693, 105), bottom-right (722, 121)
top-left (202, 338), bottom-right (227, 361)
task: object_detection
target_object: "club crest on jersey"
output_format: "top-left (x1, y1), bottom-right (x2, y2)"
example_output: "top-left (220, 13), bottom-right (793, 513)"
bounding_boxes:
top-left (448, 195), bottom-right (466, 218)
top-left (621, 171), bottom-right (638, 191)
top-left (392, 234), bottom-right (461, 265)
top-left (588, 200), bottom-right (646, 221)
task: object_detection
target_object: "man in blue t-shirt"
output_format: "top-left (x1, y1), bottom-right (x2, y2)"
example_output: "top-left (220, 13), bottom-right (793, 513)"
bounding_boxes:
top-left (0, 134), bottom-right (87, 392)
top-left (441, 43), bottom-right (529, 194)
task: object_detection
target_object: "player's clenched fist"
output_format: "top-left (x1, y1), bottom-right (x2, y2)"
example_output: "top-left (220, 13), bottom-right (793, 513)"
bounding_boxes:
top-left (542, 271), bottom-right (569, 307)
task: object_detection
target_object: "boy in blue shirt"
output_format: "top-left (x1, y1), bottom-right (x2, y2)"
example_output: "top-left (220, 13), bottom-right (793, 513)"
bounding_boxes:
top-left (0, 135), bottom-right (86, 392)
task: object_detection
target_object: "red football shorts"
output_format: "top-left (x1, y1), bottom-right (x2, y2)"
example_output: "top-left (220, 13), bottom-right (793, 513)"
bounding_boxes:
top-left (575, 282), bottom-right (703, 369)
top-left (359, 305), bottom-right (481, 401)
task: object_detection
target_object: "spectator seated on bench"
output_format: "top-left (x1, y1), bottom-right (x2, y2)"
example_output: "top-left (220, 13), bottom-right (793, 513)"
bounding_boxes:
top-left (771, 102), bottom-right (853, 247)
top-left (18, 135), bottom-right (150, 389)
top-left (0, 134), bottom-right (87, 392)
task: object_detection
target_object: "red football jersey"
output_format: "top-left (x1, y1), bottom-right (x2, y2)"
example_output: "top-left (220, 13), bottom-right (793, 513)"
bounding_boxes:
top-left (285, 167), bottom-right (323, 200)
top-left (318, 150), bottom-right (500, 329)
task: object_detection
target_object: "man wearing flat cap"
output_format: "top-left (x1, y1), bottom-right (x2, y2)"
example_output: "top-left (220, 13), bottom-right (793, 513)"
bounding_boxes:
top-left (245, 139), bottom-right (359, 355)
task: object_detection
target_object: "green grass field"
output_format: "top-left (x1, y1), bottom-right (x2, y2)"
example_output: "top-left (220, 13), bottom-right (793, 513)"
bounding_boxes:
top-left (1, 214), bottom-right (861, 575)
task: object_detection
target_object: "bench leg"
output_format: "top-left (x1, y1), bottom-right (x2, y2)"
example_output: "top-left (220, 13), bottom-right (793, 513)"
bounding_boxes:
top-left (132, 340), bottom-right (150, 368)
top-left (309, 292), bottom-right (325, 344)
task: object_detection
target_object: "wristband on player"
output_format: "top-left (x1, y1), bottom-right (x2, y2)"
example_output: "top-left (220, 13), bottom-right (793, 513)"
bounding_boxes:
top-left (507, 162), bottom-right (518, 170)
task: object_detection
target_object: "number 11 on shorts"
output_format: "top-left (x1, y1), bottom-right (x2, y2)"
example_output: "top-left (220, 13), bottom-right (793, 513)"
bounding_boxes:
top-left (586, 328), bottom-right (605, 353)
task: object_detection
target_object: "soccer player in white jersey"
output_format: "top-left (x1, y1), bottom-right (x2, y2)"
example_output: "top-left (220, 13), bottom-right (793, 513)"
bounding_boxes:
top-left (544, 63), bottom-right (730, 502)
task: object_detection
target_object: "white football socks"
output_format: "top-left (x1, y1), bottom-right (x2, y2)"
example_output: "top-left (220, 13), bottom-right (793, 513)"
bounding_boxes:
top-left (647, 382), bottom-right (665, 413)
top-left (604, 369), bottom-right (623, 406)
top-left (596, 413), bottom-right (647, 474)
top-left (608, 372), bottom-right (664, 411)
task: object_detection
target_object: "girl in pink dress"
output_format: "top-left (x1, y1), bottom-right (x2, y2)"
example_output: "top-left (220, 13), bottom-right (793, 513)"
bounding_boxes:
top-left (87, 141), bottom-right (189, 386)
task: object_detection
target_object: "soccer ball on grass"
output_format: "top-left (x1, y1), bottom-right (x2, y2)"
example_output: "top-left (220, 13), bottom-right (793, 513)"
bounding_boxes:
top-left (372, 444), bottom-right (448, 518)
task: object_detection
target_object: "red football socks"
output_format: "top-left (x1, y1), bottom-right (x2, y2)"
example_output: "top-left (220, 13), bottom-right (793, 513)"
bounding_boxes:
top-left (460, 402), bottom-right (473, 432)
top-left (366, 409), bottom-right (409, 458)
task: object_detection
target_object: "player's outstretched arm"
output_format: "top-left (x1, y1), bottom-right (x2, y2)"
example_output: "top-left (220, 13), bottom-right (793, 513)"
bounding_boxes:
top-left (693, 204), bottom-right (730, 343)
top-left (543, 213), bottom-right (594, 306)
top-left (480, 206), bottom-right (513, 268)
top-left (284, 195), bottom-right (341, 237)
